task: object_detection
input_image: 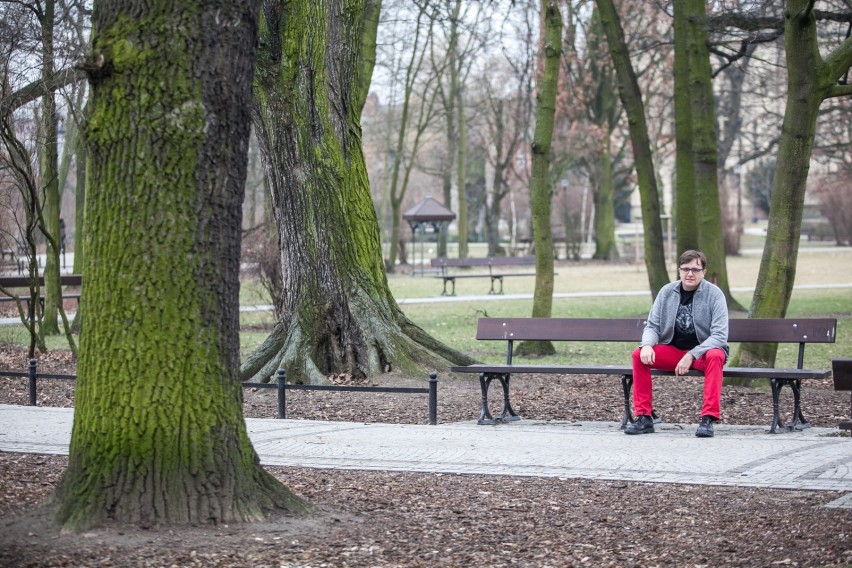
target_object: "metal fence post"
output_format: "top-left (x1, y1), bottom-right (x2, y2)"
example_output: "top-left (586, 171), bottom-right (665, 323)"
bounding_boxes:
top-left (28, 358), bottom-right (37, 406)
top-left (277, 369), bottom-right (286, 419)
top-left (428, 371), bottom-right (438, 425)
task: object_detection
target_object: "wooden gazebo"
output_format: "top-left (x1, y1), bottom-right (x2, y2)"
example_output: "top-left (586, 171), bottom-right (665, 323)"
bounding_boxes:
top-left (403, 197), bottom-right (456, 276)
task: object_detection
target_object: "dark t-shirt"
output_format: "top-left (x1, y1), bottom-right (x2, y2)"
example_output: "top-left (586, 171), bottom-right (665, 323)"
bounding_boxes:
top-left (670, 285), bottom-right (699, 351)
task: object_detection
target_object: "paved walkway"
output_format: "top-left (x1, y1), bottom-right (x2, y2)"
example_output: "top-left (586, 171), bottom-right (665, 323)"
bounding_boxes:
top-left (1, 404), bottom-right (849, 509)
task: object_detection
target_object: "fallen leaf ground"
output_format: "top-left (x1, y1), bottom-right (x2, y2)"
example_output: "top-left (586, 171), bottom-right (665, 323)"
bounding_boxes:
top-left (1, 344), bottom-right (850, 567)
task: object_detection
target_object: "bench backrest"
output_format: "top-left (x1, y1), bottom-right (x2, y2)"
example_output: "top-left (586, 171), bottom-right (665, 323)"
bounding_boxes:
top-left (0, 275), bottom-right (82, 288)
top-left (475, 317), bottom-right (837, 367)
top-left (431, 256), bottom-right (535, 269)
top-left (833, 359), bottom-right (852, 391)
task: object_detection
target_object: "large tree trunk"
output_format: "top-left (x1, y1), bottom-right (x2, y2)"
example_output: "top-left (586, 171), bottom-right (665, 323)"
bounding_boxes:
top-left (684, 0), bottom-right (743, 310)
top-left (515, 1), bottom-right (561, 358)
top-left (54, 0), bottom-right (309, 531)
top-left (736, 1), bottom-right (852, 366)
top-left (672, 0), bottom-right (699, 254)
top-left (596, 0), bottom-right (669, 297)
top-left (245, 0), bottom-right (474, 385)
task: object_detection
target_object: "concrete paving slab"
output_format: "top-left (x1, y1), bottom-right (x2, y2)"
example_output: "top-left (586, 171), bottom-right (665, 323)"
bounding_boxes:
top-left (1, 404), bottom-right (849, 508)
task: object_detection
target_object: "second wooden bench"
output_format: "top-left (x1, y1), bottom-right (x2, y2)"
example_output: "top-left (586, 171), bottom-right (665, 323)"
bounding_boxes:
top-left (430, 256), bottom-right (538, 296)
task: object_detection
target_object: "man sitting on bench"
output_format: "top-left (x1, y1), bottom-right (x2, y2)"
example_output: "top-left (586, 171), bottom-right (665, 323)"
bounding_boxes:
top-left (625, 250), bottom-right (729, 438)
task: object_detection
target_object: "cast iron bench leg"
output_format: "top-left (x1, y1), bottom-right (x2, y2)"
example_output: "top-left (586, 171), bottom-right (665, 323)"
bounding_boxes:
top-left (442, 277), bottom-right (456, 296)
top-left (488, 276), bottom-right (504, 295)
top-left (495, 372), bottom-right (519, 422)
top-left (620, 375), bottom-right (634, 429)
top-left (478, 373), bottom-right (497, 425)
top-left (787, 379), bottom-right (811, 430)
top-left (769, 378), bottom-right (785, 434)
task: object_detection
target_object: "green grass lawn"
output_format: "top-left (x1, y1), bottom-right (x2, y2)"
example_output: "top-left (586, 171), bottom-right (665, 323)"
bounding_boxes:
top-left (3, 248), bottom-right (851, 374)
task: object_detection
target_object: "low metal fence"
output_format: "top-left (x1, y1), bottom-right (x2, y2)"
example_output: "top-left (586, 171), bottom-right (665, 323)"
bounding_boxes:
top-left (1, 361), bottom-right (439, 425)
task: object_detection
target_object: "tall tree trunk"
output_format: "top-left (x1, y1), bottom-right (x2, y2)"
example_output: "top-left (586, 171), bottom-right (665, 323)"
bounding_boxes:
top-left (485, 99), bottom-right (508, 257)
top-left (246, 0), bottom-right (474, 385)
top-left (437, 0), bottom-right (462, 259)
top-left (70, 101), bottom-right (87, 333)
top-left (440, 91), bottom-right (456, 259)
top-left (456, 90), bottom-right (468, 258)
top-left (684, 0), bottom-right (742, 310)
top-left (736, 1), bottom-right (852, 366)
top-left (592, 141), bottom-right (618, 259)
top-left (588, 6), bottom-right (618, 261)
top-left (54, 0), bottom-right (309, 530)
top-left (515, 1), bottom-right (561, 358)
top-left (596, 0), bottom-right (668, 297)
top-left (381, 3), bottom-right (435, 271)
top-left (72, 100), bottom-right (88, 278)
top-left (40, 0), bottom-right (62, 336)
top-left (672, 0), bottom-right (699, 254)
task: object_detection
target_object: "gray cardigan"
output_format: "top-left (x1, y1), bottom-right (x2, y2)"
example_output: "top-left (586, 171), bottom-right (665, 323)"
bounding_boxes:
top-left (641, 279), bottom-right (729, 360)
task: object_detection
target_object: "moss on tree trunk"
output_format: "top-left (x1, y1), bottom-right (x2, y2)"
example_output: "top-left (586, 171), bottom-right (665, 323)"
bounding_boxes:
top-left (245, 0), bottom-right (474, 385)
top-left (736, 2), bottom-right (852, 366)
top-left (54, 0), bottom-right (309, 531)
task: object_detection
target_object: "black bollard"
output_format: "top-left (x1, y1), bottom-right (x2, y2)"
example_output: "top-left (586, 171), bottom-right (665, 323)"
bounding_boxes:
top-left (277, 369), bottom-right (286, 419)
top-left (28, 358), bottom-right (37, 406)
top-left (428, 371), bottom-right (438, 425)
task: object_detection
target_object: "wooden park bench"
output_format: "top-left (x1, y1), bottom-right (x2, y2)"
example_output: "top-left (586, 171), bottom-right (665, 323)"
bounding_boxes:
top-left (450, 317), bottom-right (836, 434)
top-left (0, 274), bottom-right (83, 314)
top-left (430, 256), bottom-right (538, 296)
top-left (832, 358), bottom-right (852, 433)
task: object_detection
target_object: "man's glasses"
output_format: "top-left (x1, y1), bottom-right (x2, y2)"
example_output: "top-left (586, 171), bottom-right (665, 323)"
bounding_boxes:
top-left (679, 267), bottom-right (705, 275)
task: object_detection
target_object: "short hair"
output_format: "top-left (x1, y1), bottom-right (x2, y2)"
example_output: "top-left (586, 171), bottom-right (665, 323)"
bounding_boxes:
top-left (679, 250), bottom-right (707, 268)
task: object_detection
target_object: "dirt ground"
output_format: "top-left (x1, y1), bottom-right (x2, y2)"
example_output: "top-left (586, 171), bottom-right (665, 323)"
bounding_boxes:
top-left (1, 344), bottom-right (850, 567)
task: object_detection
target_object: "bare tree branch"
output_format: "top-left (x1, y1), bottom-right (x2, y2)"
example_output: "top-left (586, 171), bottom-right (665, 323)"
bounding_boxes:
top-left (0, 66), bottom-right (86, 116)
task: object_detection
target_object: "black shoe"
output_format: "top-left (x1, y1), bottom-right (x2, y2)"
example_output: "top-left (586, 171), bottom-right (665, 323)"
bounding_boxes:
top-left (695, 415), bottom-right (715, 438)
top-left (625, 415), bottom-right (655, 435)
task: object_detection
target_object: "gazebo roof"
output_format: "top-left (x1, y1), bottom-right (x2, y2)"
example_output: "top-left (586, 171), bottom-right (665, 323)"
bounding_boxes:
top-left (403, 196), bottom-right (456, 223)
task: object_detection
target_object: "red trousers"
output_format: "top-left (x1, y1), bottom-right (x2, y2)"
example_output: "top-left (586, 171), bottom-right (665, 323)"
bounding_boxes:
top-left (631, 344), bottom-right (726, 419)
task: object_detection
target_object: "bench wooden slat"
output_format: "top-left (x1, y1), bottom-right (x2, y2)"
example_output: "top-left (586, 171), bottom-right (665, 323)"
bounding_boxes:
top-left (450, 364), bottom-right (832, 381)
top-left (0, 274), bottom-right (82, 288)
top-left (431, 256), bottom-right (536, 268)
top-left (475, 317), bottom-right (837, 344)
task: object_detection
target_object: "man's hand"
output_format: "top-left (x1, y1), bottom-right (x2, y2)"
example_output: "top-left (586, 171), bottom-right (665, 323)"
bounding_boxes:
top-left (675, 353), bottom-right (695, 375)
top-left (639, 345), bottom-right (655, 365)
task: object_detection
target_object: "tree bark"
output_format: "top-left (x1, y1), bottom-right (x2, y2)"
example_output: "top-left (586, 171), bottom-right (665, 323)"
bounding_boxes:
top-left (456, 88), bottom-right (468, 258)
top-left (40, 0), bottom-right (62, 336)
top-left (596, 0), bottom-right (669, 297)
top-left (515, 1), bottom-right (561, 357)
top-left (586, 11), bottom-right (619, 261)
top-left (54, 0), bottom-right (309, 530)
top-left (736, 0), bottom-right (852, 366)
top-left (356, 0), bottom-right (382, 114)
top-left (684, 0), bottom-right (743, 310)
top-left (382, 3), bottom-right (437, 272)
top-left (246, 0), bottom-right (474, 385)
top-left (592, 141), bottom-right (618, 259)
top-left (673, 0), bottom-right (699, 254)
